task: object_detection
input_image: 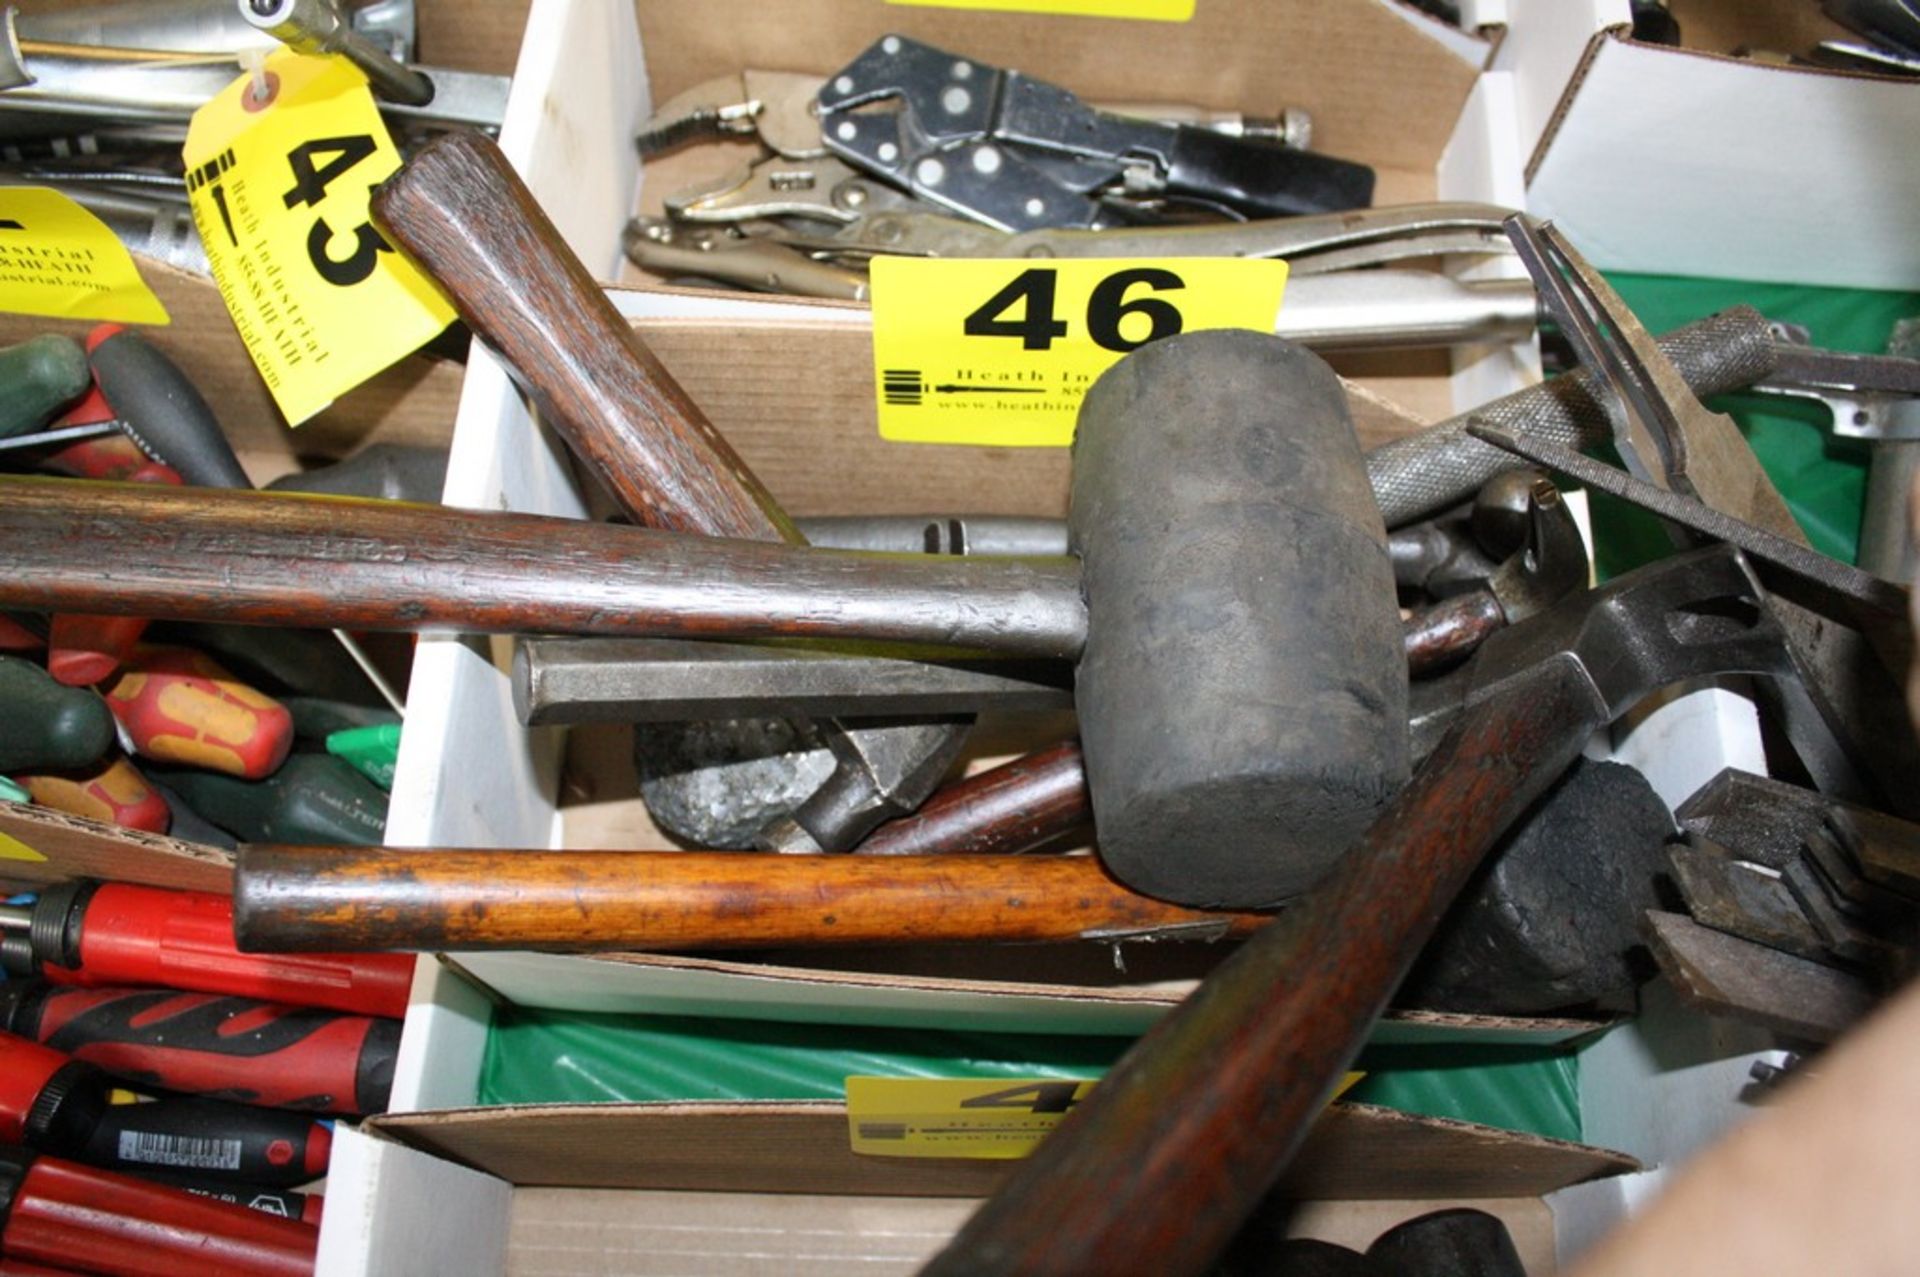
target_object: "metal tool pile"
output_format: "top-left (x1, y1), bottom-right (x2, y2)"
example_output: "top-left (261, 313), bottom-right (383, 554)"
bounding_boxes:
top-left (0, 0), bottom-right (508, 278)
top-left (0, 13), bottom-right (1918, 1274)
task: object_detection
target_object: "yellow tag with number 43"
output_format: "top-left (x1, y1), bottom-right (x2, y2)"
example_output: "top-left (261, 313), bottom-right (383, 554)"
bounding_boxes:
top-left (870, 256), bottom-right (1287, 447)
top-left (183, 49), bottom-right (454, 425)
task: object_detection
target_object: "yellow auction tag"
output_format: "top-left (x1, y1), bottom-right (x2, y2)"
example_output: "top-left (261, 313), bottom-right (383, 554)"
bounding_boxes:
top-left (870, 256), bottom-right (1287, 446)
top-left (182, 49), bottom-right (454, 425)
top-left (847, 1072), bottom-right (1361, 1159)
top-left (888, 0), bottom-right (1194, 18)
top-left (0, 188), bottom-right (169, 325)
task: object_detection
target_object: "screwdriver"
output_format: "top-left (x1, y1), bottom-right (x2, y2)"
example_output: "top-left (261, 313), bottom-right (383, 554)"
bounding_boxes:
top-left (103, 646), bottom-right (294, 780)
top-left (0, 880), bottom-right (414, 1019)
top-left (166, 1179), bottom-right (324, 1226)
top-left (15, 757), bottom-right (171, 834)
top-left (0, 1146), bottom-right (317, 1276)
top-left (0, 657), bottom-right (114, 774)
top-left (282, 695), bottom-right (400, 741)
top-left (0, 1032), bottom-right (331, 1188)
top-left (152, 753), bottom-right (389, 846)
top-left (87, 325), bottom-right (405, 713)
top-left (39, 377), bottom-right (182, 687)
top-left (0, 336), bottom-right (88, 443)
top-left (0, 982), bottom-right (399, 1116)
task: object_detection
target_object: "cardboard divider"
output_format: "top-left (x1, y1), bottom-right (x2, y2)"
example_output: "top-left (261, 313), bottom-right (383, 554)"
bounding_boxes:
top-left (1517, 0), bottom-right (1920, 288)
top-left (370, 1099), bottom-right (1638, 1200)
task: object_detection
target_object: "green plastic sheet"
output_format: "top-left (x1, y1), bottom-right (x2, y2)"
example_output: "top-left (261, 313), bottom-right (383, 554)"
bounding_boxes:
top-left (479, 1008), bottom-right (1585, 1143)
top-left (1587, 274), bottom-right (1920, 577)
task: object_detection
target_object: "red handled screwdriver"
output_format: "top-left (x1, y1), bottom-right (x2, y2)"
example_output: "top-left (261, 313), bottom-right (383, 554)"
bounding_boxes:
top-left (0, 983), bottom-right (399, 1116)
top-left (0, 881), bottom-right (414, 1019)
top-left (102, 646), bottom-right (294, 780)
top-left (0, 1146), bottom-right (316, 1276)
top-left (0, 1032), bottom-right (331, 1189)
top-left (14, 758), bottom-right (171, 834)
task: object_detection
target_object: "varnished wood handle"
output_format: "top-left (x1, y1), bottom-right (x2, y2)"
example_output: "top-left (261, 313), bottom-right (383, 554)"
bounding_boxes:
top-left (0, 477), bottom-right (1088, 658)
top-left (854, 741), bottom-right (1091, 857)
top-left (371, 130), bottom-right (799, 543)
top-left (923, 657), bottom-right (1607, 1276)
top-left (232, 848), bottom-right (1265, 952)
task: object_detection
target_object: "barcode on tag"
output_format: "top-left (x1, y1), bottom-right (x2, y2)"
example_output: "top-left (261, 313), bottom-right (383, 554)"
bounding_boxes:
top-left (117, 1129), bottom-right (244, 1171)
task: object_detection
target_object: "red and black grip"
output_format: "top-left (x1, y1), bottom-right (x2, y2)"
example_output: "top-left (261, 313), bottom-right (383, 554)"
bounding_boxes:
top-left (1, 984), bottom-right (397, 1116)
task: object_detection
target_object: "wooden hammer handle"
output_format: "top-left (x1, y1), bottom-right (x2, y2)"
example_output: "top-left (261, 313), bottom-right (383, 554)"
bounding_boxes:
top-left (370, 131), bottom-right (799, 544)
top-left (231, 849), bottom-right (1264, 952)
top-left (924, 656), bottom-right (1607, 1275)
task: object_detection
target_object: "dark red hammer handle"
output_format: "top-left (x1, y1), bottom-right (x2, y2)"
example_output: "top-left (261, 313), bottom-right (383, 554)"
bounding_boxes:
top-left (923, 656), bottom-right (1607, 1276)
top-left (370, 131), bottom-right (800, 545)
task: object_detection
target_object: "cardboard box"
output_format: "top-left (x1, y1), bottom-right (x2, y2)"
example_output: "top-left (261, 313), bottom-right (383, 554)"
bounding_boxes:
top-left (315, 2), bottom-right (1660, 1272)
top-left (0, 1), bottom-right (533, 483)
top-left (1499, 0), bottom-right (1920, 288)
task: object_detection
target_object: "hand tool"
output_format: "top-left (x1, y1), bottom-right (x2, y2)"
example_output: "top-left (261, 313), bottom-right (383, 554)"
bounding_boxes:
top-left (0, 337), bottom-right (88, 443)
top-left (851, 740), bottom-right (1089, 858)
top-left (15, 0), bottom-right (413, 59)
top-left (86, 325), bottom-right (405, 713)
top-left (516, 637), bottom-right (1074, 726)
top-left (0, 657), bottom-right (114, 773)
top-left (40, 390), bottom-right (180, 688)
top-left (0, 879), bottom-right (414, 1019)
top-left (517, 490), bottom-right (1577, 725)
top-left (0, 617), bottom-right (41, 651)
top-left (1482, 217), bottom-right (1920, 817)
top-left (324, 722), bottom-right (397, 789)
top-left (1369, 306), bottom-right (1781, 529)
top-left (231, 848), bottom-right (1267, 952)
top-left (628, 220), bottom-right (1536, 344)
top-left (1364, 1208), bottom-right (1528, 1277)
top-left (152, 622), bottom-right (387, 707)
top-left (813, 34), bottom-right (1374, 229)
top-left (1397, 757), bottom-right (1674, 1014)
top-left (146, 778), bottom-right (237, 851)
top-left (168, 1179), bottom-right (322, 1226)
top-left (102, 645), bottom-right (293, 779)
top-left (279, 695), bottom-right (398, 741)
top-left (150, 746), bottom-right (388, 845)
top-left (1747, 316), bottom-right (1920, 585)
top-left (1471, 423), bottom-right (1907, 618)
top-left (0, 1030), bottom-right (331, 1188)
top-left (919, 545), bottom-right (1869, 1275)
top-left (0, 9), bottom-right (506, 135)
top-left (0, 1146), bottom-right (316, 1276)
top-left (16, 757), bottom-right (170, 834)
top-left (79, 1089), bottom-right (329, 1189)
top-left (373, 128), bottom-right (983, 855)
top-left (568, 478), bottom-right (1574, 848)
top-left (261, 442), bottom-right (447, 503)
top-left (0, 982), bottom-right (399, 1116)
top-left (639, 66), bottom-right (1312, 163)
top-left (240, 0), bottom-right (433, 107)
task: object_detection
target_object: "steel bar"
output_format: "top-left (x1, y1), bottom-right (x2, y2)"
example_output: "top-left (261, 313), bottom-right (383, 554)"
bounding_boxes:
top-left (1468, 423), bottom-right (1909, 618)
top-left (513, 637), bottom-right (1073, 725)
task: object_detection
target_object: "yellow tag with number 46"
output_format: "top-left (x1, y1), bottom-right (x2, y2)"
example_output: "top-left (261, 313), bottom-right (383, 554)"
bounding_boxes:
top-left (183, 49), bottom-right (454, 425)
top-left (870, 256), bottom-right (1287, 447)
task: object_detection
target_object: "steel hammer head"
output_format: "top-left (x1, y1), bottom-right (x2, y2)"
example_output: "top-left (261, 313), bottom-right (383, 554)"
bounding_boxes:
top-left (1069, 330), bottom-right (1410, 909)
